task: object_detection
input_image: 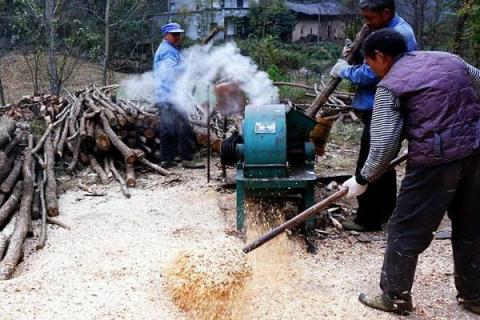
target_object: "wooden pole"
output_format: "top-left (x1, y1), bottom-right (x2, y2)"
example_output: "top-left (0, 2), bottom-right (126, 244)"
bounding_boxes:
top-left (306, 25), bottom-right (370, 118)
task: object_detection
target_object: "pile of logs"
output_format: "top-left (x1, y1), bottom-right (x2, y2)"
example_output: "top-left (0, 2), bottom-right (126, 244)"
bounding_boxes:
top-left (0, 86), bottom-right (178, 279)
top-left (31, 85), bottom-right (172, 198)
top-left (0, 117), bottom-right (33, 280)
top-left (273, 81), bottom-right (353, 116)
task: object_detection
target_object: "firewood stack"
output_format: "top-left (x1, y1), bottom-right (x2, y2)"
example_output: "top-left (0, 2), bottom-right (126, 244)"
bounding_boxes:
top-left (0, 86), bottom-right (181, 279)
top-left (30, 86), bottom-right (172, 198)
top-left (0, 116), bottom-right (33, 280)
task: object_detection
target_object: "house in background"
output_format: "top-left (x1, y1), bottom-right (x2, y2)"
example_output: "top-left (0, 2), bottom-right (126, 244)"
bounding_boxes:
top-left (165, 0), bottom-right (357, 42)
top-left (169, 0), bottom-right (256, 40)
top-left (285, 1), bottom-right (356, 42)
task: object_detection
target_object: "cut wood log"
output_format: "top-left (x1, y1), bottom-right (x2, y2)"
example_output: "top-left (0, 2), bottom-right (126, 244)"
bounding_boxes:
top-left (126, 137), bottom-right (137, 148)
top-left (33, 124), bottom-right (53, 154)
top-left (0, 135), bottom-right (33, 280)
top-left (31, 185), bottom-right (41, 220)
top-left (0, 213), bottom-right (16, 260)
top-left (0, 156), bottom-right (13, 183)
top-left (95, 126), bottom-right (111, 151)
top-left (67, 136), bottom-right (80, 171)
top-left (103, 108), bottom-right (117, 127)
top-left (139, 143), bottom-right (152, 154)
top-left (3, 132), bottom-right (23, 155)
top-left (79, 116), bottom-right (87, 138)
top-left (0, 181), bottom-right (22, 228)
top-left (89, 154), bottom-right (109, 185)
top-left (36, 172), bottom-right (47, 250)
top-left (44, 137), bottom-right (59, 217)
top-left (140, 158), bottom-right (170, 176)
top-left (52, 119), bottom-right (64, 150)
top-left (103, 157), bottom-right (112, 178)
top-left (0, 158), bottom-right (23, 193)
top-left (0, 117), bottom-right (16, 148)
top-left (144, 127), bottom-right (156, 139)
top-left (126, 163), bottom-right (136, 188)
top-left (46, 216), bottom-right (69, 229)
top-left (56, 115), bottom-right (70, 157)
top-left (99, 112), bottom-right (136, 164)
top-left (109, 158), bottom-right (130, 198)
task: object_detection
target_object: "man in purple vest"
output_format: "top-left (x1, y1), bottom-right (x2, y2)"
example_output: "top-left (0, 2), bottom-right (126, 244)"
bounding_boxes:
top-left (330, 0), bottom-right (417, 232)
top-left (342, 29), bottom-right (480, 315)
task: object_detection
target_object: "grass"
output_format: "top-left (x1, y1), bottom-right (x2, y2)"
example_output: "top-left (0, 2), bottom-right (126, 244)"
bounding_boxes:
top-left (329, 120), bottom-right (363, 146)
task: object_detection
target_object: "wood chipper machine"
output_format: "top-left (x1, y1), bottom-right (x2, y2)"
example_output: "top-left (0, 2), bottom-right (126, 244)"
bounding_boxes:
top-left (220, 103), bottom-right (318, 233)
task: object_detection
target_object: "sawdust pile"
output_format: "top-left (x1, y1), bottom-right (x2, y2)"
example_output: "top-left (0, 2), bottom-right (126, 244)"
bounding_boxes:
top-left (165, 238), bottom-right (252, 320)
top-left (230, 198), bottom-right (306, 318)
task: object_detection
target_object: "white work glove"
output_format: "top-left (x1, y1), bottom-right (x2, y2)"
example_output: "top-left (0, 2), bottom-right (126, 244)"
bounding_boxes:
top-left (342, 176), bottom-right (368, 199)
top-left (342, 38), bottom-right (353, 57)
top-left (330, 59), bottom-right (348, 78)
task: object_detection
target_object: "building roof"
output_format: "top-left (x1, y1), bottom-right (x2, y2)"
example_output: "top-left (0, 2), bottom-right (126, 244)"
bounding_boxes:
top-left (285, 1), bottom-right (354, 16)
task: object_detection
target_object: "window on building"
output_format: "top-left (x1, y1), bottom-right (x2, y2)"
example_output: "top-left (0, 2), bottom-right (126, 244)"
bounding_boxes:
top-left (237, 0), bottom-right (244, 8)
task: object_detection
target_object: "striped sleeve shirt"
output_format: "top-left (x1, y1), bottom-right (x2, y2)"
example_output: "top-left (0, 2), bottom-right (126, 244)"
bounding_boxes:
top-left (358, 60), bottom-right (480, 183)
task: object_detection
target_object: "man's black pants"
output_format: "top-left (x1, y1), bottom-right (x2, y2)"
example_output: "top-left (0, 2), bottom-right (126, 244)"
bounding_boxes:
top-left (355, 110), bottom-right (397, 230)
top-left (380, 152), bottom-right (480, 301)
top-left (156, 103), bottom-right (196, 162)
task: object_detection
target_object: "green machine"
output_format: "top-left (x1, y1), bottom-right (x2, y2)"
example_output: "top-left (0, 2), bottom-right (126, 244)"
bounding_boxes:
top-left (221, 104), bottom-right (318, 232)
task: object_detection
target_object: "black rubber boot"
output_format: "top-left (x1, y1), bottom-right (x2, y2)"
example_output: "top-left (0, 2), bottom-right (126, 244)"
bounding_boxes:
top-left (459, 297), bottom-right (480, 315)
top-left (359, 292), bottom-right (413, 315)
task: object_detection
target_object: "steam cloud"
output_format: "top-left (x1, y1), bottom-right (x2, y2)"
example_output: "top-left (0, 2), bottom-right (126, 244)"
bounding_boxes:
top-left (120, 42), bottom-right (279, 115)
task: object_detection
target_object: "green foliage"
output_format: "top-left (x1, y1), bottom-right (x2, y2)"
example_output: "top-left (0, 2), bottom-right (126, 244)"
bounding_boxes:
top-left (329, 121), bottom-right (363, 145)
top-left (234, 0), bottom-right (296, 40)
top-left (464, 2), bottom-right (480, 62)
top-left (12, 0), bottom-right (100, 60)
top-left (278, 86), bottom-right (308, 102)
top-left (236, 36), bottom-right (339, 74)
top-left (196, 0), bottom-right (216, 39)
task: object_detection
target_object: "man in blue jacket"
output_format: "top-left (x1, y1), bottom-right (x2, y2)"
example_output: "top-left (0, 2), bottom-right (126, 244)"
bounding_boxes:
top-left (330, 0), bottom-right (417, 231)
top-left (154, 23), bottom-right (204, 169)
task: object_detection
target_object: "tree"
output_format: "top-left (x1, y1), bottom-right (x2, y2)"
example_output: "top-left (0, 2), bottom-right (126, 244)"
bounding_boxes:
top-left (196, 0), bottom-right (216, 39)
top-left (75, 0), bottom-right (143, 85)
top-left (14, 0), bottom-right (99, 95)
top-left (0, 68), bottom-right (5, 105)
top-left (235, 0), bottom-right (296, 40)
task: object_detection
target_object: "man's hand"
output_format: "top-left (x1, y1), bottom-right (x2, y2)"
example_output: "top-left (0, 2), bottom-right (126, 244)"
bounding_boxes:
top-left (342, 39), bottom-right (353, 58)
top-left (330, 59), bottom-right (348, 78)
top-left (343, 176), bottom-right (368, 199)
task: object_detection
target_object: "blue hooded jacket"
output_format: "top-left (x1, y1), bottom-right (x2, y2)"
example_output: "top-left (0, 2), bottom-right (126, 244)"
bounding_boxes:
top-left (340, 14), bottom-right (417, 111)
top-left (153, 40), bottom-right (184, 104)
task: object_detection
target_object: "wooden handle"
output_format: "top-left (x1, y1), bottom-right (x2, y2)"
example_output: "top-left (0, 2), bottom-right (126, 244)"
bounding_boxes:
top-left (242, 188), bottom-right (348, 253)
top-left (306, 25), bottom-right (371, 118)
top-left (242, 152), bottom-right (407, 254)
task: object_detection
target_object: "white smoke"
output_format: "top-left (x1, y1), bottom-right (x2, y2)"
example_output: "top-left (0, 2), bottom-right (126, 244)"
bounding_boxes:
top-left (120, 71), bottom-right (155, 103)
top-left (172, 42), bottom-right (279, 114)
top-left (120, 42), bottom-right (279, 114)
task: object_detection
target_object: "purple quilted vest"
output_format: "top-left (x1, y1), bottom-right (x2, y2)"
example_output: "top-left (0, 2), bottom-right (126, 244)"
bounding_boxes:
top-left (379, 51), bottom-right (480, 167)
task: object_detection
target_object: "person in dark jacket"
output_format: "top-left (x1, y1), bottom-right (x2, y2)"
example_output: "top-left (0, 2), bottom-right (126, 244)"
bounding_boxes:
top-left (330, 0), bottom-right (417, 232)
top-left (342, 29), bottom-right (480, 316)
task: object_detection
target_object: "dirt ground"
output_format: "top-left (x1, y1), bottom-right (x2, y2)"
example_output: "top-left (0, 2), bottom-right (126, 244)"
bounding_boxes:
top-left (0, 159), bottom-right (477, 320)
top-left (0, 53), bottom-right (127, 103)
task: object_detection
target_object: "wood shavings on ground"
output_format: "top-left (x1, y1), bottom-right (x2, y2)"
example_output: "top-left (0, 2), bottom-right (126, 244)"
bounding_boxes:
top-left (165, 238), bottom-right (252, 320)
